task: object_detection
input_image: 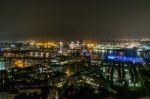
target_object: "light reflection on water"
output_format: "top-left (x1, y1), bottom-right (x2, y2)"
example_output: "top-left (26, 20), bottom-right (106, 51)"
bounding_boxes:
top-left (93, 49), bottom-right (143, 59)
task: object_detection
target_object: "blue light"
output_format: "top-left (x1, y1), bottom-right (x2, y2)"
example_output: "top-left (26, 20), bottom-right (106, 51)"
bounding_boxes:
top-left (0, 48), bottom-right (4, 52)
top-left (0, 62), bottom-right (5, 70)
top-left (143, 45), bottom-right (150, 50)
top-left (108, 56), bottom-right (115, 59)
top-left (108, 55), bottom-right (144, 63)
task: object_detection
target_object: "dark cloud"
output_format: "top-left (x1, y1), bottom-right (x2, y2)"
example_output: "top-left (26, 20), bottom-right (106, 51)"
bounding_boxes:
top-left (0, 0), bottom-right (150, 40)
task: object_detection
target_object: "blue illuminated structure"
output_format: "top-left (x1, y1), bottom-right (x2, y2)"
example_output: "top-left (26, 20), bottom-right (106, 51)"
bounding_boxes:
top-left (108, 55), bottom-right (144, 63)
top-left (0, 62), bottom-right (5, 70)
top-left (143, 45), bottom-right (150, 50)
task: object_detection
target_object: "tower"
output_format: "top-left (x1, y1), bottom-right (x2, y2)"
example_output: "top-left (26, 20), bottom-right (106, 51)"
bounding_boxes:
top-left (59, 41), bottom-right (63, 55)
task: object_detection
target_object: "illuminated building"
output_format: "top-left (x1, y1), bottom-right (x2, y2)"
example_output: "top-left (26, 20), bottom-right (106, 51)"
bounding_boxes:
top-left (59, 41), bottom-right (63, 55)
top-left (108, 55), bottom-right (144, 63)
top-left (69, 41), bottom-right (75, 49)
top-left (14, 59), bottom-right (30, 68)
top-left (0, 61), bottom-right (5, 70)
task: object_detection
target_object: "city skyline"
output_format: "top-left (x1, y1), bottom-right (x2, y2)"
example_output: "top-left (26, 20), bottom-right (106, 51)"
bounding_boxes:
top-left (0, 1), bottom-right (150, 98)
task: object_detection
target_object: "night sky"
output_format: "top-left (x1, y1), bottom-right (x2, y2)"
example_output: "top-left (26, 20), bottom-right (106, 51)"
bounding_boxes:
top-left (0, 0), bottom-right (150, 40)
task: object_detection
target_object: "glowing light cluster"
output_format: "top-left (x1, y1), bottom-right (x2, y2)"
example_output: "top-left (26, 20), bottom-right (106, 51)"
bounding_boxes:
top-left (15, 60), bottom-right (24, 68)
top-left (66, 70), bottom-right (70, 76)
top-left (14, 60), bottom-right (30, 68)
top-left (108, 55), bottom-right (144, 63)
top-left (35, 42), bottom-right (57, 48)
top-left (87, 43), bottom-right (95, 48)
